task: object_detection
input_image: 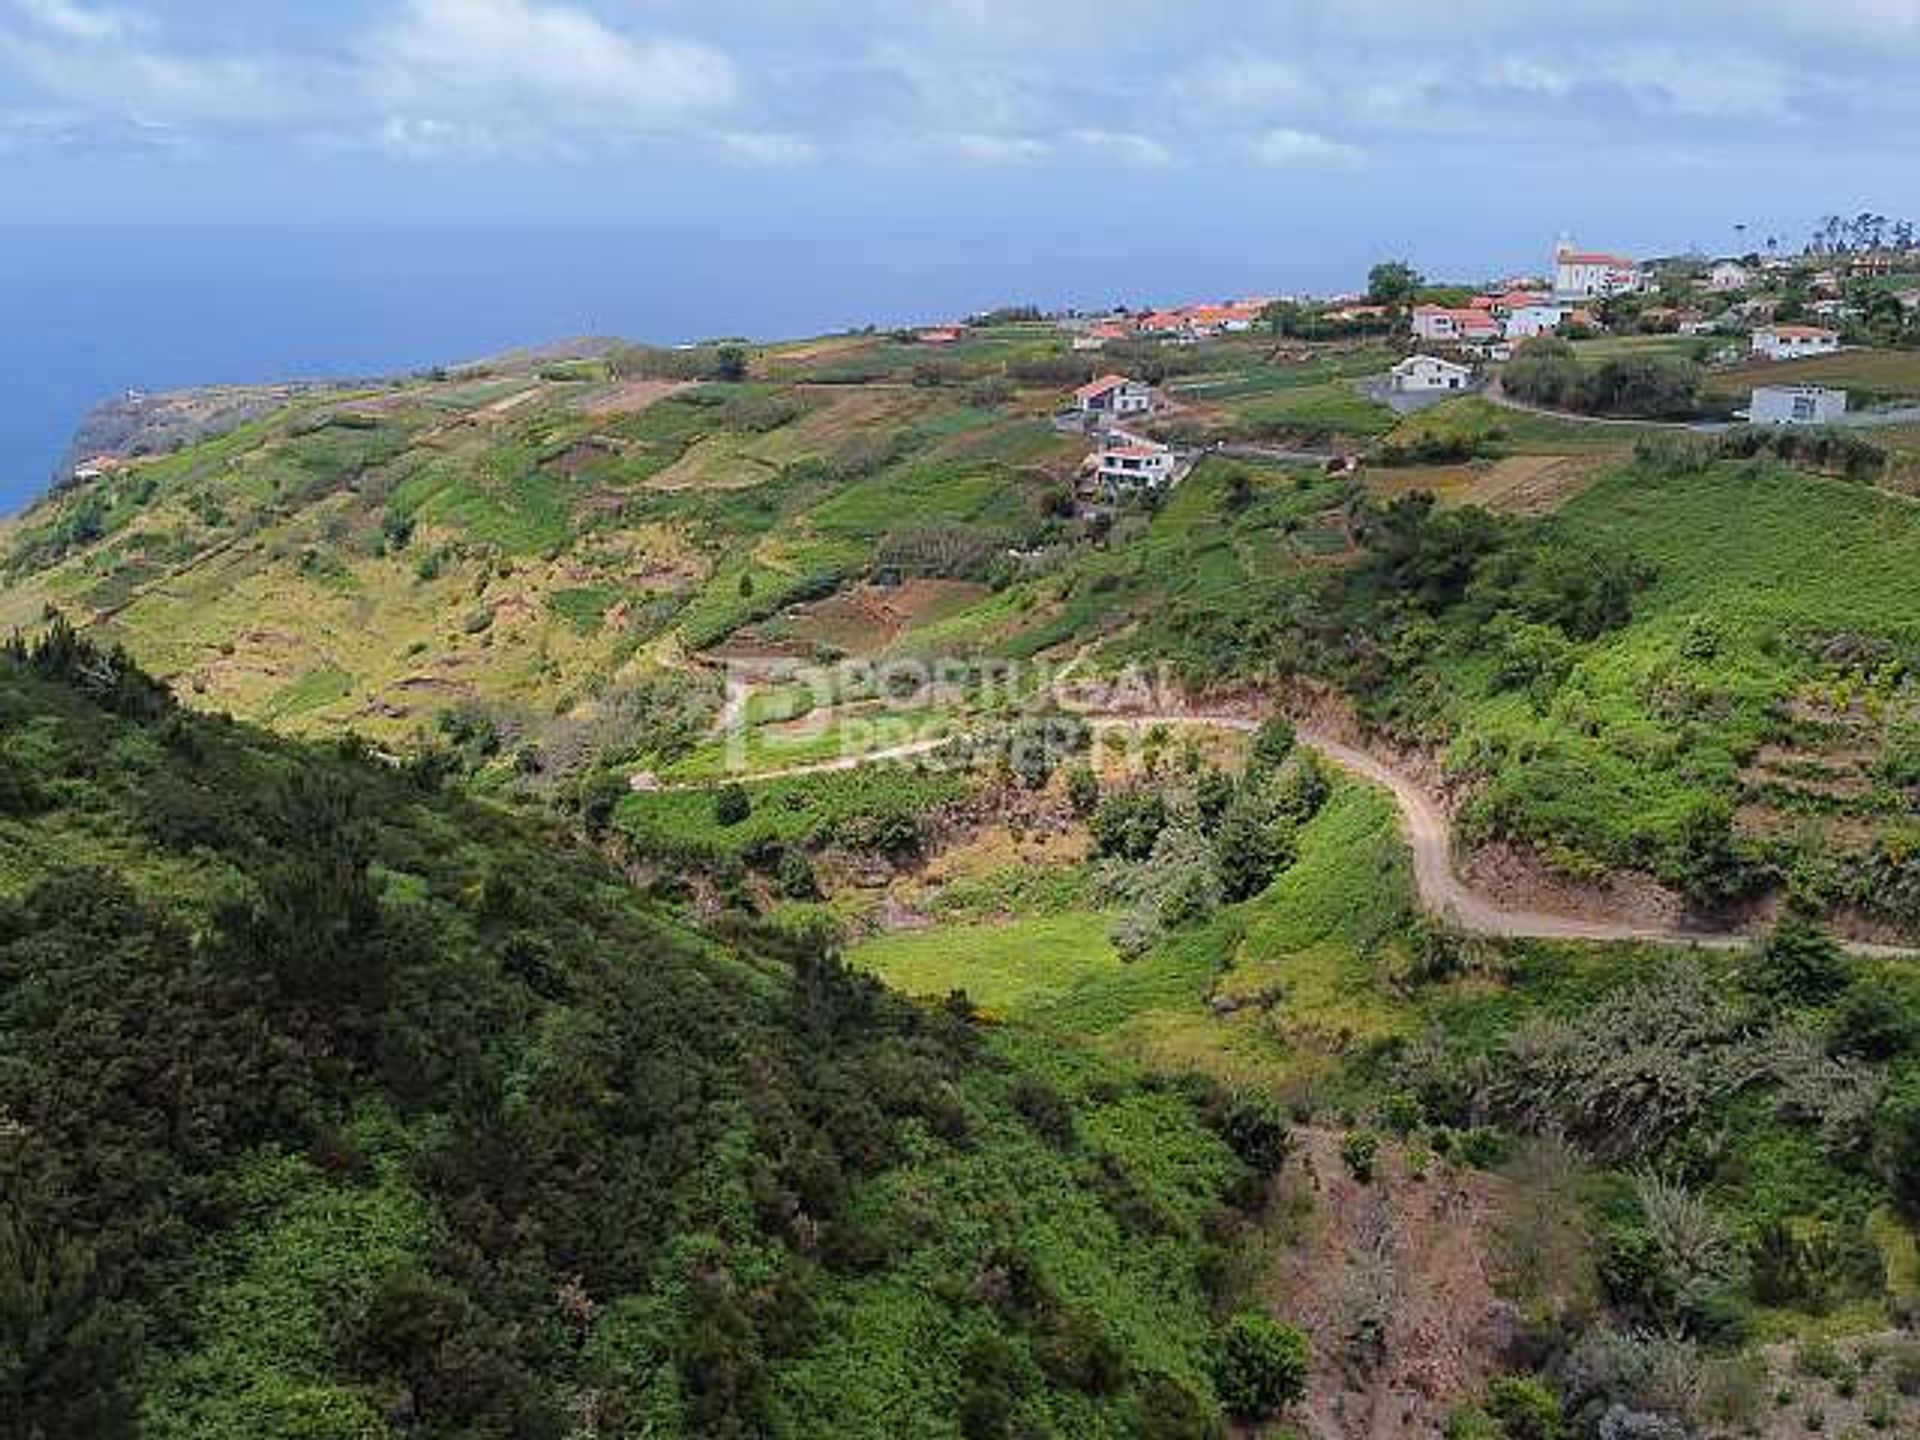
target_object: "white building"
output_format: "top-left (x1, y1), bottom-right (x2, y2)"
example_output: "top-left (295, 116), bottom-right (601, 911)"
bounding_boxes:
top-left (1749, 385), bottom-right (1848, 426)
top-left (1552, 237), bottom-right (1643, 300)
top-left (1073, 374), bottom-right (1153, 418)
top-left (1410, 305), bottom-right (1500, 343)
top-left (1390, 355), bottom-right (1474, 392)
top-left (1503, 301), bottom-right (1570, 339)
top-left (1094, 430), bottom-right (1176, 493)
top-left (1751, 325), bottom-right (1841, 361)
top-left (1706, 261), bottom-right (1751, 292)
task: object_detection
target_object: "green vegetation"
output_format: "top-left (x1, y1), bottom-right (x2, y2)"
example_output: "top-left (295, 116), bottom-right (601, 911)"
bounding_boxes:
top-left (1502, 335), bottom-right (1712, 419)
top-left (19, 307), bottom-right (1920, 1439)
top-left (0, 621), bottom-right (1268, 1438)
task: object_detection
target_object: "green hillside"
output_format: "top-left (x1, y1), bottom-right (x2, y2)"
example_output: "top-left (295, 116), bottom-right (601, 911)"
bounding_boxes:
top-left (0, 622), bottom-right (1276, 1438)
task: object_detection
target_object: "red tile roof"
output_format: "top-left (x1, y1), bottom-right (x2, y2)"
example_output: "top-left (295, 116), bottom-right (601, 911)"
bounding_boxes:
top-left (1763, 325), bottom-right (1838, 340)
top-left (1074, 373), bottom-right (1137, 401)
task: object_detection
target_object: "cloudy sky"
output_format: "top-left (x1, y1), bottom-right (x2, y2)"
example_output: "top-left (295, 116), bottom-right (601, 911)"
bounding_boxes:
top-left (1, 0), bottom-right (1915, 501)
top-left (3, 0), bottom-right (1914, 238)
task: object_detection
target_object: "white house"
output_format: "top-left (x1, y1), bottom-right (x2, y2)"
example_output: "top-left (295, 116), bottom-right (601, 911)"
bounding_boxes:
top-left (1706, 261), bottom-right (1751, 292)
top-left (1390, 355), bottom-right (1474, 392)
top-left (1749, 385), bottom-right (1848, 426)
top-left (1410, 305), bottom-right (1500, 343)
top-left (1503, 301), bottom-right (1570, 339)
top-left (1094, 430), bottom-right (1176, 493)
top-left (1751, 325), bottom-right (1841, 361)
top-left (1552, 237), bottom-right (1643, 300)
top-left (1073, 374), bottom-right (1153, 418)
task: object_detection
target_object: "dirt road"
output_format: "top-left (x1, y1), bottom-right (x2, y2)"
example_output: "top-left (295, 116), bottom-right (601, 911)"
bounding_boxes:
top-left (651, 709), bottom-right (1918, 957)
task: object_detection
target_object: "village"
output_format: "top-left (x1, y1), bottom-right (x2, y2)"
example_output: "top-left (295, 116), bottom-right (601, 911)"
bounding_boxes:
top-left (897, 232), bottom-right (1920, 508)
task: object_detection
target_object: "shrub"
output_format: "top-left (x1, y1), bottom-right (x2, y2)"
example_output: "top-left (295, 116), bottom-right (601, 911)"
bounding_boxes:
top-left (1444, 1408), bottom-right (1503, 1440)
top-left (1137, 1375), bottom-right (1224, 1440)
top-left (776, 848), bottom-right (819, 900)
top-left (1830, 981), bottom-right (1920, 1060)
top-left (714, 782), bottom-right (752, 827)
top-left (1066, 763), bottom-right (1100, 817)
top-left (1486, 1375), bottom-right (1564, 1440)
top-left (1091, 790), bottom-right (1169, 861)
top-left (1341, 1130), bottom-right (1379, 1183)
top-left (1248, 718), bottom-right (1296, 771)
top-left (1214, 793), bottom-right (1297, 903)
top-left (1218, 1094), bottom-right (1290, 1178)
top-left (1213, 1312), bottom-right (1310, 1421)
top-left (1743, 913), bottom-right (1849, 1007)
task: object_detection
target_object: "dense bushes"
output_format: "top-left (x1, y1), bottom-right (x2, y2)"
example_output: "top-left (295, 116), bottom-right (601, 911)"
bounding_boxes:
top-left (1502, 338), bottom-right (1704, 419)
top-left (1088, 749), bottom-right (1333, 957)
top-left (1212, 1312), bottom-right (1310, 1420)
top-left (0, 629), bottom-right (1248, 1436)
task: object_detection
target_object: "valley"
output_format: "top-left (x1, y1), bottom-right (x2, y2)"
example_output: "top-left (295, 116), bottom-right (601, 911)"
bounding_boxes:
top-left (11, 291), bottom-right (1920, 1439)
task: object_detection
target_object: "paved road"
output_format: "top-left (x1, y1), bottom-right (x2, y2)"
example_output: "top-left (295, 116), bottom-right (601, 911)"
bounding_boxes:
top-left (647, 708), bottom-right (1919, 957)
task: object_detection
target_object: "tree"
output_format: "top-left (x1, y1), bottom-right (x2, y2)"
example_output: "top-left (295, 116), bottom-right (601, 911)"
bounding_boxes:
top-left (1213, 1312), bottom-right (1309, 1420)
top-left (1214, 793), bottom-right (1296, 902)
top-left (1367, 260), bottom-right (1424, 307)
top-left (1248, 718), bottom-right (1296, 772)
top-left (713, 782), bottom-right (752, 827)
top-left (714, 345), bottom-right (749, 382)
top-left (1743, 913), bottom-right (1847, 1007)
top-left (1091, 790), bottom-right (1168, 861)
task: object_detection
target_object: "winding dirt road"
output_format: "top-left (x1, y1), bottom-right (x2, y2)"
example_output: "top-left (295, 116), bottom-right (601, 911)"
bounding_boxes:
top-left (653, 710), bottom-right (1917, 958)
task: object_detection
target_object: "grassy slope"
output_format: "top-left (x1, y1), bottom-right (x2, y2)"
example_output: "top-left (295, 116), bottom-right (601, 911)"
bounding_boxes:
top-left (1446, 458), bottom-right (1920, 875)
top-left (0, 636), bottom-right (1250, 1438)
top-left (1, 366), bottom-right (1076, 738)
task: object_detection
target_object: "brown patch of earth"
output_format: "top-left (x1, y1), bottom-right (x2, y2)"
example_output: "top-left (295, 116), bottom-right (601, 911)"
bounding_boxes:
top-left (1457, 839), bottom-right (1780, 936)
top-left (579, 379), bottom-right (691, 418)
top-left (736, 579), bottom-right (991, 659)
top-left (1268, 1128), bottom-right (1515, 1440)
top-left (1484, 453), bottom-right (1617, 515)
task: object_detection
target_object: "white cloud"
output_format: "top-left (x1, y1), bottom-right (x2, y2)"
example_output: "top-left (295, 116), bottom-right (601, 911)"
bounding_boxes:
top-left (1173, 49), bottom-right (1317, 117)
top-left (0, 0), bottom-right (1911, 171)
top-left (1067, 127), bottom-right (1176, 168)
top-left (716, 129), bottom-right (818, 166)
top-left (11, 0), bottom-right (145, 44)
top-left (1246, 126), bottom-right (1364, 168)
top-left (937, 130), bottom-right (1051, 165)
top-left (362, 0), bottom-right (739, 131)
top-left (0, 31), bottom-right (308, 123)
top-left (1606, 48), bottom-right (1796, 119)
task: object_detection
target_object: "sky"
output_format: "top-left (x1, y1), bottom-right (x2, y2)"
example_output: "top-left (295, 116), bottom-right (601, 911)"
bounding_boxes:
top-left (1, 0), bottom-right (1917, 508)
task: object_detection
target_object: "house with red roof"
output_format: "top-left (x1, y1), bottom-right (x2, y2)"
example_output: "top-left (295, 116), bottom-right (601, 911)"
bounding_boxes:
top-left (1752, 325), bottom-right (1841, 361)
top-left (1553, 236), bottom-right (1643, 300)
top-left (1091, 429), bottom-right (1176, 494)
top-left (1411, 305), bottom-right (1500, 343)
top-left (1073, 374), bottom-right (1154, 419)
